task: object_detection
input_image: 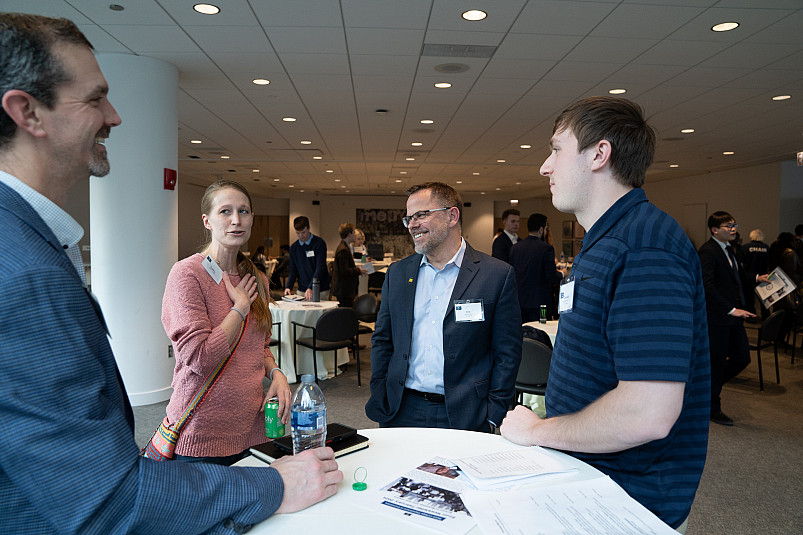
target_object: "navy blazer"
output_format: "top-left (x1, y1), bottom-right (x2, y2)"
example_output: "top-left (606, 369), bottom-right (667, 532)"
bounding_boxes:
top-left (0, 181), bottom-right (282, 534)
top-left (509, 235), bottom-right (563, 311)
top-left (698, 237), bottom-right (745, 327)
top-left (491, 232), bottom-right (514, 263)
top-left (365, 243), bottom-right (522, 431)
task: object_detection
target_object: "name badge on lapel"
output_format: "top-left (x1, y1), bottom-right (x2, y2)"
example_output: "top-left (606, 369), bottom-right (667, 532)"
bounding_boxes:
top-left (455, 299), bottom-right (484, 322)
top-left (306, 250), bottom-right (315, 258)
top-left (558, 275), bottom-right (575, 314)
top-left (202, 255), bottom-right (223, 284)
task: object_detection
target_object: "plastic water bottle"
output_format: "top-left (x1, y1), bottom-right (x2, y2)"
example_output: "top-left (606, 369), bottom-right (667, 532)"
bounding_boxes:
top-left (311, 277), bottom-right (320, 302)
top-left (290, 374), bottom-right (327, 454)
top-left (559, 251), bottom-right (565, 264)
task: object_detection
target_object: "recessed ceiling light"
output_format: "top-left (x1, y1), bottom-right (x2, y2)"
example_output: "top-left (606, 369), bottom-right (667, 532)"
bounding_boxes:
top-left (411, 142), bottom-right (423, 146)
top-left (480, 192), bottom-right (486, 195)
top-left (456, 181), bottom-right (463, 184)
top-left (326, 169), bottom-right (333, 173)
top-left (313, 156), bottom-right (322, 160)
top-left (681, 129), bottom-right (695, 134)
top-left (334, 179), bottom-right (341, 182)
top-left (420, 119), bottom-right (434, 124)
top-left (434, 82), bottom-right (452, 88)
top-left (341, 185), bottom-right (346, 188)
top-left (252, 78), bottom-right (270, 85)
top-left (510, 199), bottom-right (519, 205)
top-left (395, 179), bottom-right (402, 183)
top-left (273, 178), bottom-right (280, 182)
top-left (299, 189), bottom-right (304, 192)
top-left (282, 117), bottom-right (296, 122)
top-left (300, 140), bottom-right (312, 145)
top-left (289, 185), bottom-right (295, 188)
top-left (712, 22), bottom-right (739, 32)
top-left (497, 159), bottom-right (506, 163)
top-left (495, 187), bottom-right (501, 191)
top-left (772, 95), bottom-right (791, 101)
top-left (400, 171), bottom-right (407, 175)
top-left (462, 10), bottom-right (487, 21)
top-left (723, 151), bottom-right (735, 155)
top-left (515, 182), bottom-right (521, 185)
top-left (472, 172), bottom-right (480, 175)
top-left (190, 140), bottom-right (202, 144)
top-left (670, 164), bottom-right (679, 168)
top-left (520, 144), bottom-right (531, 149)
top-left (406, 157), bottom-right (415, 161)
top-left (193, 4), bottom-right (220, 15)
top-left (220, 155), bottom-right (230, 159)
top-left (609, 88), bottom-right (627, 95)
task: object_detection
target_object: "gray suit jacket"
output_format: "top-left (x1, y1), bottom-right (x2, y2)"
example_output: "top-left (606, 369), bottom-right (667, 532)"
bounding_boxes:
top-left (365, 242), bottom-right (522, 431)
top-left (0, 181), bottom-right (282, 534)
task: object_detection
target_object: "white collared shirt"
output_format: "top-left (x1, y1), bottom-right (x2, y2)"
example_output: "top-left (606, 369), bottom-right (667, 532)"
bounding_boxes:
top-left (503, 230), bottom-right (518, 244)
top-left (0, 171), bottom-right (86, 285)
top-left (406, 238), bottom-right (467, 394)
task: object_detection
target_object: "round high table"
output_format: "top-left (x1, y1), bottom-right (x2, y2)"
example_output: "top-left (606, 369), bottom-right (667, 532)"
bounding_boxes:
top-left (269, 301), bottom-right (350, 383)
top-left (236, 427), bottom-right (603, 534)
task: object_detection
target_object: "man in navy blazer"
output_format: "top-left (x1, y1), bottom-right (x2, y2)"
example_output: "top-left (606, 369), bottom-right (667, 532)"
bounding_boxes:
top-left (365, 182), bottom-right (522, 432)
top-left (509, 213), bottom-right (566, 322)
top-left (0, 13), bottom-right (340, 533)
top-left (698, 211), bottom-right (768, 426)
top-left (491, 207), bottom-right (520, 263)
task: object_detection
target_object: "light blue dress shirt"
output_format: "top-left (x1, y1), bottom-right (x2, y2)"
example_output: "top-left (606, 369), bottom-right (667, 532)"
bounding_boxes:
top-left (405, 238), bottom-right (467, 394)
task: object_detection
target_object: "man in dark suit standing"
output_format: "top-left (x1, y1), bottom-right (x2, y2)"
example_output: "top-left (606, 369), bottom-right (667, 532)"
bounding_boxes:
top-left (491, 207), bottom-right (520, 262)
top-left (0, 13), bottom-right (340, 533)
top-left (331, 222), bottom-right (366, 307)
top-left (699, 211), bottom-right (768, 426)
top-left (366, 182), bottom-right (521, 432)
top-left (509, 213), bottom-right (566, 321)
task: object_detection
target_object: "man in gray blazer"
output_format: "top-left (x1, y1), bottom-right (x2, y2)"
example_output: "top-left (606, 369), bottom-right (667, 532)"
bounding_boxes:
top-left (365, 182), bottom-right (522, 432)
top-left (0, 13), bottom-right (340, 533)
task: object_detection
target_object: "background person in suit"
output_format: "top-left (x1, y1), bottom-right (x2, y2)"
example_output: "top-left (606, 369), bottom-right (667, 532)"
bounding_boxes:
top-left (365, 182), bottom-right (522, 432)
top-left (0, 13), bottom-right (340, 533)
top-left (285, 215), bottom-right (330, 300)
top-left (740, 229), bottom-right (770, 316)
top-left (699, 212), bottom-right (768, 426)
top-left (509, 213), bottom-right (566, 321)
top-left (331, 222), bottom-right (367, 308)
top-left (491, 207), bottom-right (520, 263)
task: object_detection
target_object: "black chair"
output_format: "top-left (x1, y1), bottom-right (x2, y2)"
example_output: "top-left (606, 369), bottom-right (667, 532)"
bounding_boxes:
top-left (268, 321), bottom-right (281, 367)
top-left (292, 308), bottom-right (360, 385)
top-left (748, 309), bottom-right (787, 391)
top-left (353, 293), bottom-right (378, 337)
top-left (367, 271), bottom-right (385, 296)
top-left (513, 338), bottom-right (552, 405)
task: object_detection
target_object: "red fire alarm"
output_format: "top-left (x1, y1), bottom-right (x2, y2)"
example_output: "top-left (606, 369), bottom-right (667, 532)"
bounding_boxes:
top-left (164, 168), bottom-right (177, 190)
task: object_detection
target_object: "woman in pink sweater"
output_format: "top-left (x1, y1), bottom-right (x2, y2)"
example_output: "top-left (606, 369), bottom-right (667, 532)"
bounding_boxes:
top-left (161, 180), bottom-right (291, 464)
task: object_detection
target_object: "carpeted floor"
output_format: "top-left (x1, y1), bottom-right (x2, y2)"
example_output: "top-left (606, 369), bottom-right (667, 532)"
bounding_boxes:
top-left (133, 329), bottom-right (803, 534)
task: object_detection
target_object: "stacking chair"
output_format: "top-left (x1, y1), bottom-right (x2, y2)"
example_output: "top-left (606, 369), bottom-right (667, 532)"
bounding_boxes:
top-left (353, 293), bottom-right (378, 338)
top-left (514, 338), bottom-right (552, 406)
top-left (748, 309), bottom-right (787, 391)
top-left (268, 321), bottom-right (281, 367)
top-left (292, 308), bottom-right (360, 385)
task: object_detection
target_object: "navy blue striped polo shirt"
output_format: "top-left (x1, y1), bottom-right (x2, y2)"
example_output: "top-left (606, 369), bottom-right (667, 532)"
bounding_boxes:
top-left (547, 188), bottom-right (710, 529)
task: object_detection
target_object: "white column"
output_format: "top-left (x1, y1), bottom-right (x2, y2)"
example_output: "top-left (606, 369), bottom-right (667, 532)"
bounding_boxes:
top-left (91, 54), bottom-right (178, 406)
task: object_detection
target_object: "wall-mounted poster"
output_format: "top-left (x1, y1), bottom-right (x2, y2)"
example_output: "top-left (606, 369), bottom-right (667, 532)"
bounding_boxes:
top-left (562, 221), bottom-right (573, 239)
top-left (356, 208), bottom-right (414, 259)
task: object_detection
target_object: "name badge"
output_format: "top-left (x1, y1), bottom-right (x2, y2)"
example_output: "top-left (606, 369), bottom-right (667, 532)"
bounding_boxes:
top-left (306, 250), bottom-right (315, 258)
top-left (558, 276), bottom-right (575, 314)
top-left (455, 300), bottom-right (484, 322)
top-left (202, 255), bottom-right (223, 284)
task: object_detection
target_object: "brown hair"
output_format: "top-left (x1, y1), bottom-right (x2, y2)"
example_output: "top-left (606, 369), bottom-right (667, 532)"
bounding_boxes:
top-left (338, 222), bottom-right (355, 239)
top-left (553, 96), bottom-right (655, 188)
top-left (406, 182), bottom-right (463, 228)
top-left (200, 180), bottom-right (272, 334)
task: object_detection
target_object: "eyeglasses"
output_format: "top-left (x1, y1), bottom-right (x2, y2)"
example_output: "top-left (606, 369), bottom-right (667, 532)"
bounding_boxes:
top-left (719, 223), bottom-right (739, 230)
top-left (401, 207), bottom-right (453, 228)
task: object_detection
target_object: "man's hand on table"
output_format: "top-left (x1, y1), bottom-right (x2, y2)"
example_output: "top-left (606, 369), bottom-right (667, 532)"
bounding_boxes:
top-left (272, 447), bottom-right (343, 513)
top-left (500, 405), bottom-right (541, 446)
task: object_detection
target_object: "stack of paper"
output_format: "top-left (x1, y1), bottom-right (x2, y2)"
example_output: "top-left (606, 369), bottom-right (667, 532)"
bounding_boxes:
top-left (454, 447), bottom-right (577, 490)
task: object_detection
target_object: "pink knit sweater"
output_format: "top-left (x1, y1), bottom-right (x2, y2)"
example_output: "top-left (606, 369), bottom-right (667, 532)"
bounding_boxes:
top-left (162, 254), bottom-right (271, 457)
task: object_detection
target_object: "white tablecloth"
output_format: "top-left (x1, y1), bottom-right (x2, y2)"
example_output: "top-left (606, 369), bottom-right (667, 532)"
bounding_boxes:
top-left (237, 427), bottom-right (603, 534)
top-left (270, 301), bottom-right (350, 383)
top-left (523, 319), bottom-right (558, 345)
